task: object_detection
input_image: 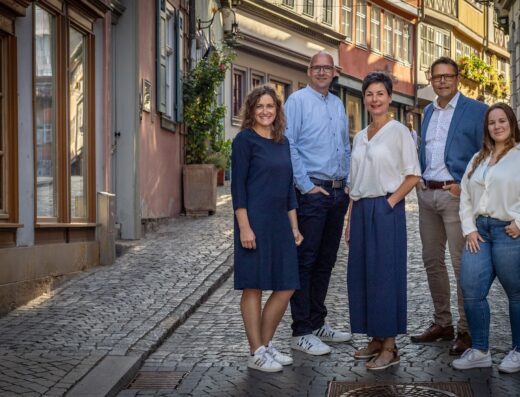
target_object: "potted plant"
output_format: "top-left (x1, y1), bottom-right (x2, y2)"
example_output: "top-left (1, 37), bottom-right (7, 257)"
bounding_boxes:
top-left (183, 47), bottom-right (233, 215)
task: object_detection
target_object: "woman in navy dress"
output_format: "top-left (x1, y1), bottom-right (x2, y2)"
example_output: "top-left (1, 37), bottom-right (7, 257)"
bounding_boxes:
top-left (231, 85), bottom-right (303, 373)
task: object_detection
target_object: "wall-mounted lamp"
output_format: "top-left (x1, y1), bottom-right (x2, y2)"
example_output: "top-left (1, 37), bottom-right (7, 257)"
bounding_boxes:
top-left (197, 4), bottom-right (239, 46)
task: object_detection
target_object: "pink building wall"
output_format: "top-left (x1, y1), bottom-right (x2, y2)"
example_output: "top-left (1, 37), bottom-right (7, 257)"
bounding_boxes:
top-left (138, 0), bottom-right (183, 219)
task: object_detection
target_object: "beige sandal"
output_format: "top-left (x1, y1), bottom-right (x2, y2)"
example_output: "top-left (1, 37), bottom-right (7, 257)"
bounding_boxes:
top-left (354, 345), bottom-right (381, 360)
top-left (366, 347), bottom-right (400, 370)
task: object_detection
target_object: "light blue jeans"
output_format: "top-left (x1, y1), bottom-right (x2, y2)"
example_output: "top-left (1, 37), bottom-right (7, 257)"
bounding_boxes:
top-left (460, 216), bottom-right (520, 351)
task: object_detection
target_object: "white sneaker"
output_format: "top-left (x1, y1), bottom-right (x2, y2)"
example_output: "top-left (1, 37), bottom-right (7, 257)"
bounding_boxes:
top-left (498, 349), bottom-right (520, 373)
top-left (266, 341), bottom-right (293, 366)
top-left (291, 334), bottom-right (331, 355)
top-left (247, 346), bottom-right (282, 372)
top-left (312, 323), bottom-right (352, 342)
top-left (452, 348), bottom-right (492, 370)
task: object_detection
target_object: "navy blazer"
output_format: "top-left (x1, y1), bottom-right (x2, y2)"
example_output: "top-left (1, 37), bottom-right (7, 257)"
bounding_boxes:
top-left (420, 93), bottom-right (488, 183)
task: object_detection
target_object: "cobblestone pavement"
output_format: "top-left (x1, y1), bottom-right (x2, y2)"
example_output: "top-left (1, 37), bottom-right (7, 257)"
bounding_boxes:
top-left (119, 192), bottom-right (520, 397)
top-left (0, 188), bottom-right (235, 396)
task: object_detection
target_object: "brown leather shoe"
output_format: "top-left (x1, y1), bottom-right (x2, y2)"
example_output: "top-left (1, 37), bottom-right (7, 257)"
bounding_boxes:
top-left (410, 322), bottom-right (455, 343)
top-left (449, 332), bottom-right (471, 356)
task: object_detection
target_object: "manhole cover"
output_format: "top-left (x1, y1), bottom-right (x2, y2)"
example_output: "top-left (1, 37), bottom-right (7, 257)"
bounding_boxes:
top-left (127, 371), bottom-right (188, 389)
top-left (328, 382), bottom-right (472, 397)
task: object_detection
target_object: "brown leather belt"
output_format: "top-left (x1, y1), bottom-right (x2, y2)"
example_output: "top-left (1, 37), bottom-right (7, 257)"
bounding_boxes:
top-left (425, 180), bottom-right (455, 189)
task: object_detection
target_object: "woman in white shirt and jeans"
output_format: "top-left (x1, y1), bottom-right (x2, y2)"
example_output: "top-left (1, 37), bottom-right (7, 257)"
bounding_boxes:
top-left (346, 72), bottom-right (421, 370)
top-left (453, 102), bottom-right (520, 373)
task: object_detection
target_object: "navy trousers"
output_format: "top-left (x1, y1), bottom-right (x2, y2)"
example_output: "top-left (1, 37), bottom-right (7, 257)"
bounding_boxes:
top-left (290, 187), bottom-right (349, 336)
top-left (347, 195), bottom-right (407, 337)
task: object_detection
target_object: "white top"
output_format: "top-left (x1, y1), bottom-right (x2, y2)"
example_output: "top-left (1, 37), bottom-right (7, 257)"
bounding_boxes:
top-left (459, 144), bottom-right (520, 236)
top-left (423, 92), bottom-right (460, 181)
top-left (349, 119), bottom-right (421, 201)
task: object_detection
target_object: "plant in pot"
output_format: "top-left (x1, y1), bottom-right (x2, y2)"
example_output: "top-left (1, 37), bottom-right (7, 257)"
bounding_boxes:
top-left (183, 47), bottom-right (233, 215)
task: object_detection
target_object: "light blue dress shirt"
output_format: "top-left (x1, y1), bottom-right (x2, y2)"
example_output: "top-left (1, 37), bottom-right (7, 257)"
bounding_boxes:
top-left (284, 85), bottom-right (350, 193)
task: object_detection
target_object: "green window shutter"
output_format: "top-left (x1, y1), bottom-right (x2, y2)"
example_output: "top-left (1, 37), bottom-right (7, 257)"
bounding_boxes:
top-left (175, 10), bottom-right (183, 122)
top-left (156, 0), bottom-right (167, 114)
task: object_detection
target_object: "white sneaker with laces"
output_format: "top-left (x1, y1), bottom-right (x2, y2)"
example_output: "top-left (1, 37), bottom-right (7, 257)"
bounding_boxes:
top-left (291, 334), bottom-right (331, 355)
top-left (266, 341), bottom-right (293, 366)
top-left (498, 349), bottom-right (520, 373)
top-left (247, 346), bottom-right (283, 372)
top-left (312, 323), bottom-right (352, 342)
top-left (452, 348), bottom-right (492, 370)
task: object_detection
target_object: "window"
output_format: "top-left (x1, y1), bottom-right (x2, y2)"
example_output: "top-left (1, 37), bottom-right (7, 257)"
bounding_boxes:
top-left (269, 78), bottom-right (291, 103)
top-left (403, 23), bottom-right (411, 64)
top-left (356, 0), bottom-right (367, 46)
top-left (232, 67), bottom-right (246, 122)
top-left (456, 39), bottom-right (463, 60)
top-left (394, 18), bottom-right (403, 60)
top-left (303, 0), bottom-right (314, 17)
top-left (421, 25), bottom-right (449, 68)
top-left (33, 4), bottom-right (96, 224)
top-left (34, 5), bottom-right (57, 218)
top-left (370, 6), bottom-right (381, 52)
top-left (157, 3), bottom-right (183, 125)
top-left (341, 0), bottom-right (353, 41)
top-left (383, 13), bottom-right (393, 57)
top-left (69, 27), bottom-right (87, 220)
top-left (0, 33), bottom-right (17, 226)
top-left (322, 0), bottom-right (333, 25)
top-left (347, 95), bottom-right (362, 140)
top-left (251, 72), bottom-right (265, 89)
top-left (282, 0), bottom-right (294, 7)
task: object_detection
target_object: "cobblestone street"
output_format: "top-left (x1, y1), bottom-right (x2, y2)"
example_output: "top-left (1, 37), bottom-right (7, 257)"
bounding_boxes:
top-left (1, 187), bottom-right (519, 396)
top-left (120, 191), bottom-right (520, 397)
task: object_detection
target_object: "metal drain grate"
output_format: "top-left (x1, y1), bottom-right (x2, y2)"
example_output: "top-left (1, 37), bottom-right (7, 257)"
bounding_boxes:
top-left (328, 382), bottom-right (473, 397)
top-left (127, 371), bottom-right (188, 389)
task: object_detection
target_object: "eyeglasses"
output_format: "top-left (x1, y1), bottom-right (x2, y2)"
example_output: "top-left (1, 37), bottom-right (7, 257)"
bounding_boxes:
top-left (309, 65), bottom-right (334, 73)
top-left (429, 73), bottom-right (458, 83)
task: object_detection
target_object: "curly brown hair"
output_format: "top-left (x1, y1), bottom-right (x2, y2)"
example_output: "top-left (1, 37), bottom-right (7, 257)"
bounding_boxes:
top-left (240, 85), bottom-right (286, 143)
top-left (468, 102), bottom-right (520, 179)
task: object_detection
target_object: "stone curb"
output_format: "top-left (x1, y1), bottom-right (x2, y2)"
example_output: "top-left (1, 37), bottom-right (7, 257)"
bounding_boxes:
top-left (66, 250), bottom-right (234, 397)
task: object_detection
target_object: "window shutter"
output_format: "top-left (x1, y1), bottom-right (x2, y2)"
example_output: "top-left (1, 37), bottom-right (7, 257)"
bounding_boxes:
top-left (175, 10), bottom-right (183, 122)
top-left (156, 0), bottom-right (167, 114)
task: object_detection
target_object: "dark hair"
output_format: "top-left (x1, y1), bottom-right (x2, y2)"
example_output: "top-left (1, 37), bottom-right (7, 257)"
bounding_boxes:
top-left (361, 72), bottom-right (393, 96)
top-left (430, 57), bottom-right (459, 76)
top-left (240, 85), bottom-right (286, 143)
top-left (468, 102), bottom-right (520, 178)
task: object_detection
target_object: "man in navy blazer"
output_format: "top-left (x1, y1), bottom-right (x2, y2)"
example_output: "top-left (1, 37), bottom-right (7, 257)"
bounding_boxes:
top-left (411, 57), bottom-right (488, 356)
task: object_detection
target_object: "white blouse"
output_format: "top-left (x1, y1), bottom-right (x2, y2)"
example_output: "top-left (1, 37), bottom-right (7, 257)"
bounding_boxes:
top-left (349, 119), bottom-right (421, 201)
top-left (459, 144), bottom-right (520, 236)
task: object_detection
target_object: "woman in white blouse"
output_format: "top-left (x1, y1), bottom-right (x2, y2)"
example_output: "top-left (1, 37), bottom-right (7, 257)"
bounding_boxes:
top-left (453, 102), bottom-right (520, 373)
top-left (346, 72), bottom-right (421, 370)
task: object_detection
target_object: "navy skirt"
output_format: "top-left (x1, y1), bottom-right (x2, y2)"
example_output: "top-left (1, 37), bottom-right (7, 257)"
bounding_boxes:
top-left (347, 195), bottom-right (407, 337)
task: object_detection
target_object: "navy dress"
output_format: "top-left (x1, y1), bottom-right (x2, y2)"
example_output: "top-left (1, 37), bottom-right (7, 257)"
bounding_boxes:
top-left (231, 128), bottom-right (300, 291)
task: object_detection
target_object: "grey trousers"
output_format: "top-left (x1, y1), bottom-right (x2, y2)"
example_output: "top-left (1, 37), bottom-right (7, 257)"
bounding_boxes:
top-left (417, 188), bottom-right (468, 333)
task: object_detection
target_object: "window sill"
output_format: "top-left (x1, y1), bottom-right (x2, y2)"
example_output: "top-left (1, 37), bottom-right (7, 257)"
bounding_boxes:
top-left (35, 223), bottom-right (97, 228)
top-left (0, 223), bottom-right (23, 229)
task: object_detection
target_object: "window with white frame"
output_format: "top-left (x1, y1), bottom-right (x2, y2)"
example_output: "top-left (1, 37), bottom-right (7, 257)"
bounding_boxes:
top-left (403, 23), bottom-right (411, 64)
top-left (341, 0), bottom-right (353, 41)
top-left (282, 0), bottom-right (294, 7)
top-left (232, 67), bottom-right (246, 122)
top-left (394, 17), bottom-right (403, 61)
top-left (356, 0), bottom-right (367, 46)
top-left (421, 25), bottom-right (449, 68)
top-left (383, 13), bottom-right (393, 57)
top-left (164, 8), bottom-right (175, 119)
top-left (322, 0), bottom-right (333, 25)
top-left (303, 0), bottom-right (315, 17)
top-left (370, 6), bottom-right (381, 52)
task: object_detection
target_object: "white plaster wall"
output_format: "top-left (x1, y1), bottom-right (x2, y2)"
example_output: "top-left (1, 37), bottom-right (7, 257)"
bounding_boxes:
top-left (16, 9), bottom-right (34, 247)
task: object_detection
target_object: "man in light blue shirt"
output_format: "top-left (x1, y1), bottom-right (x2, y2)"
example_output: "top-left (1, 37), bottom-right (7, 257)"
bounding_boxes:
top-left (285, 51), bottom-right (352, 356)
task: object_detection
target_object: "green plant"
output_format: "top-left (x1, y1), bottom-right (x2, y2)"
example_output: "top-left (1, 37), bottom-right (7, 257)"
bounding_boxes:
top-left (458, 55), bottom-right (491, 85)
top-left (183, 47), bottom-right (234, 165)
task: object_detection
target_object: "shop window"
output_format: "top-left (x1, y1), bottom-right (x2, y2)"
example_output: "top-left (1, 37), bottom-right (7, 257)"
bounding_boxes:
top-left (33, 3), bottom-right (95, 224)
top-left (347, 95), bottom-right (362, 141)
